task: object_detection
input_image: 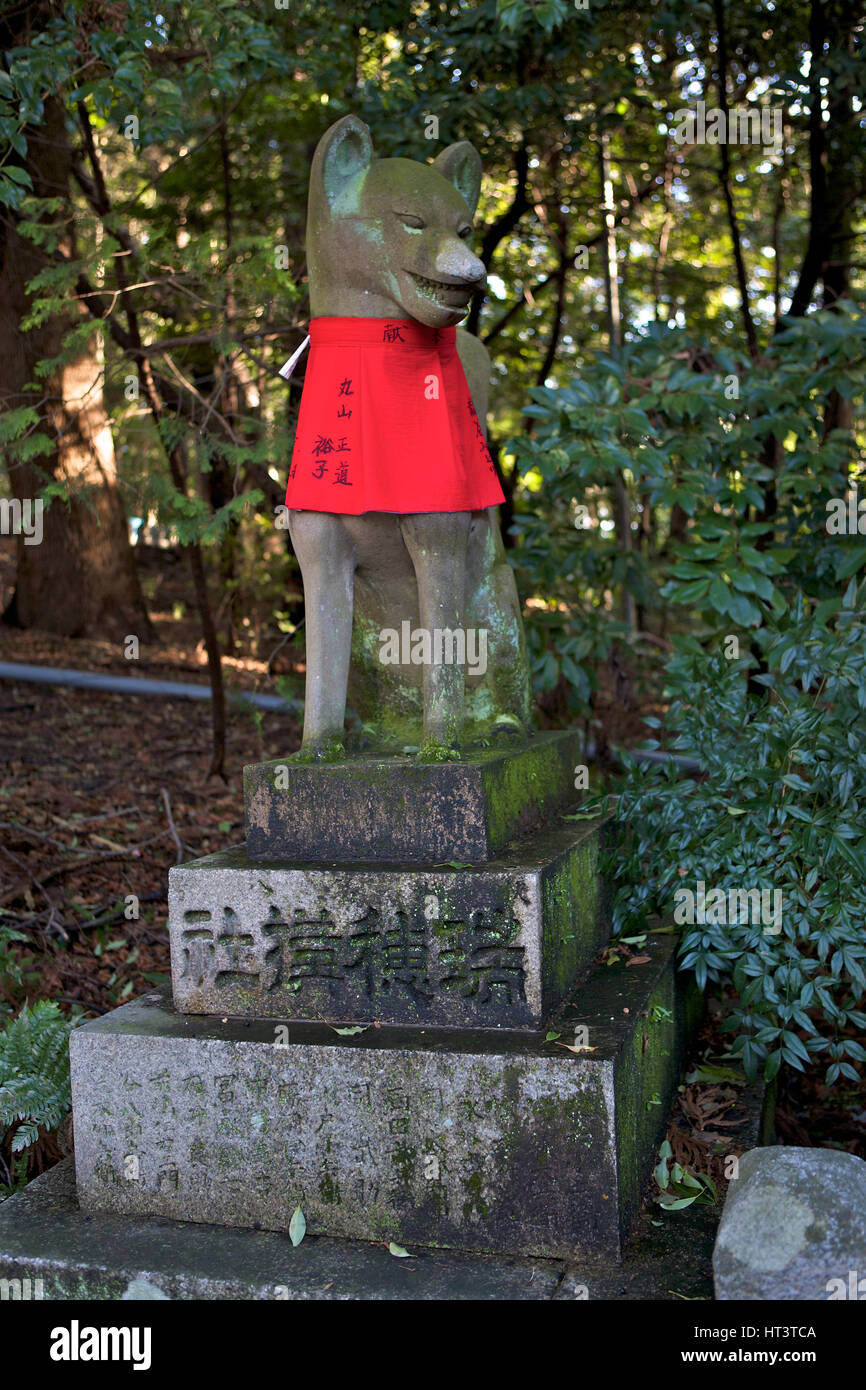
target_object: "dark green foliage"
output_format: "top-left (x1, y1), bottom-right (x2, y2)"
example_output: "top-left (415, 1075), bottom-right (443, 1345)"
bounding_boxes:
top-left (512, 308), bottom-right (865, 1083)
top-left (0, 1002), bottom-right (75, 1167)
top-left (606, 585), bottom-right (866, 1085)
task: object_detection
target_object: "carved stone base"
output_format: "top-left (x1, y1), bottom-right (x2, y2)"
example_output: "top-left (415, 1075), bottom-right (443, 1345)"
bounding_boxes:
top-left (243, 730), bottom-right (583, 865)
top-left (167, 819), bottom-right (609, 1029)
top-left (69, 935), bottom-right (694, 1262)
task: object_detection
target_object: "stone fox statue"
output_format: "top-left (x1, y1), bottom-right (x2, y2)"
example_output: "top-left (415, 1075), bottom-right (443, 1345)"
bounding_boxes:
top-left (286, 114), bottom-right (531, 761)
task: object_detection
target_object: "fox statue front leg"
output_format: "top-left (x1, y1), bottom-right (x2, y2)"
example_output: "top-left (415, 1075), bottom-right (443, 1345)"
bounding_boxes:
top-left (399, 510), bottom-right (472, 761)
top-left (287, 511), bottom-right (356, 762)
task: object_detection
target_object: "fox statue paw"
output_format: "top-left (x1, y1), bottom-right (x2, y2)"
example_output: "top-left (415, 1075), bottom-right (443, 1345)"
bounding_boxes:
top-left (416, 738), bottom-right (462, 763)
top-left (291, 736), bottom-right (346, 764)
top-left (480, 717), bottom-right (526, 748)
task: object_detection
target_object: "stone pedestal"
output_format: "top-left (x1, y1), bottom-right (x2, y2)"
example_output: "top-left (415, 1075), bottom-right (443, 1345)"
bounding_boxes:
top-left (35, 734), bottom-right (694, 1272)
top-left (70, 934), bottom-right (689, 1262)
top-left (243, 730), bottom-right (582, 864)
top-left (167, 820), bottom-right (608, 1029)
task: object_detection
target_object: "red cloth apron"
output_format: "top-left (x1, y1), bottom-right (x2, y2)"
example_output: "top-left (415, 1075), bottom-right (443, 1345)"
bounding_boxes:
top-left (284, 317), bottom-right (504, 514)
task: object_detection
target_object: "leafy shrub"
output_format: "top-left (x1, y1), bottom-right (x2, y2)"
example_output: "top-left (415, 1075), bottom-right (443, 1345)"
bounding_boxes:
top-left (0, 1001), bottom-right (75, 1176)
top-left (507, 308), bottom-right (865, 714)
top-left (603, 583), bottom-right (866, 1084)
top-left (511, 307), bottom-right (866, 1082)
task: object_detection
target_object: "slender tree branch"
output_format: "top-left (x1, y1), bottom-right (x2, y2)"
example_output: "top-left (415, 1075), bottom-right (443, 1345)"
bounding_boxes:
top-left (712, 0), bottom-right (759, 360)
top-left (466, 140), bottom-right (531, 335)
top-left (787, 0), bottom-right (827, 318)
top-left (535, 160), bottom-right (568, 386)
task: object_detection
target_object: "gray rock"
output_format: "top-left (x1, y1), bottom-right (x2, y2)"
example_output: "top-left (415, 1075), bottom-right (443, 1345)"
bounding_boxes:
top-left (243, 730), bottom-right (583, 865)
top-left (168, 820), bottom-right (608, 1028)
top-left (714, 1146), bottom-right (866, 1300)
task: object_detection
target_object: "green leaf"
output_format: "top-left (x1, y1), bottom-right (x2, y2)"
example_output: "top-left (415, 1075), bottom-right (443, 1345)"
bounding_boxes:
top-left (676, 1171), bottom-right (703, 1190)
top-left (388, 1242), bottom-right (412, 1257)
top-left (684, 1064), bottom-right (743, 1084)
top-left (289, 1205), bottom-right (306, 1246)
top-left (726, 591), bottom-right (761, 626)
top-left (657, 1193), bottom-right (699, 1210)
top-left (835, 545), bottom-right (866, 581)
top-left (672, 578), bottom-right (712, 605)
top-left (708, 577), bottom-right (731, 612)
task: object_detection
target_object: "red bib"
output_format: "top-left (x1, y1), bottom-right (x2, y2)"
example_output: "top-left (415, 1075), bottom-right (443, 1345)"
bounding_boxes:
top-left (284, 317), bottom-right (504, 514)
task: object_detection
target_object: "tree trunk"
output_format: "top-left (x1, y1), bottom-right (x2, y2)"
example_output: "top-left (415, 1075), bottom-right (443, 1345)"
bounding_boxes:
top-left (598, 132), bottom-right (636, 635)
top-left (713, 0), bottom-right (759, 361)
top-left (0, 80), bottom-right (150, 640)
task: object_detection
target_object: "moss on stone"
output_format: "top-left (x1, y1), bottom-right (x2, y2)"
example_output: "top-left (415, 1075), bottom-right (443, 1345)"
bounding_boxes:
top-left (319, 1172), bottom-right (341, 1205)
top-left (483, 733), bottom-right (582, 848)
top-left (613, 958), bottom-right (680, 1231)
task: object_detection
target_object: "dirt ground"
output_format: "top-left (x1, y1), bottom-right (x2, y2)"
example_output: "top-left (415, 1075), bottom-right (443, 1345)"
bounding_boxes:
top-left (0, 543), bottom-right (304, 1022)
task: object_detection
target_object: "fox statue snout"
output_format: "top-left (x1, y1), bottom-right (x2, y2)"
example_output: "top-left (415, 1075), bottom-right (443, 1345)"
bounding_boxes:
top-left (286, 115), bottom-right (532, 763)
top-left (398, 232), bottom-right (486, 323)
top-left (401, 252), bottom-right (486, 322)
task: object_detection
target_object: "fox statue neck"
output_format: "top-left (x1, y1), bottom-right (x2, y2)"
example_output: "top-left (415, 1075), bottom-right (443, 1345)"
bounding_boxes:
top-left (308, 285), bottom-right (467, 328)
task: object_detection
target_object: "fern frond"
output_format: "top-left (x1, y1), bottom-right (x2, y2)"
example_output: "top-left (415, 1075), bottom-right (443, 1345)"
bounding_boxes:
top-left (0, 1001), bottom-right (75, 1155)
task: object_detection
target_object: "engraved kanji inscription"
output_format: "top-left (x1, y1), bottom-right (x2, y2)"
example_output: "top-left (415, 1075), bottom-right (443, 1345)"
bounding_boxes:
top-left (180, 907), bottom-right (260, 990)
top-left (176, 895), bottom-right (527, 1010)
top-left (260, 904), bottom-right (343, 987)
top-left (438, 908), bottom-right (526, 1004)
top-left (341, 906), bottom-right (433, 999)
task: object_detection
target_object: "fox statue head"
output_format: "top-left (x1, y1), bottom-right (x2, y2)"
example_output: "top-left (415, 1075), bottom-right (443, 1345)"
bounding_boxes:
top-left (306, 114), bottom-right (486, 328)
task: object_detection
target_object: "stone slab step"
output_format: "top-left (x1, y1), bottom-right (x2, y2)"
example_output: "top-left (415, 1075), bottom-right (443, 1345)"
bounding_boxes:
top-left (0, 1161), bottom-right (563, 1302)
top-left (0, 1054), bottom-right (771, 1303)
top-left (69, 933), bottom-right (695, 1263)
top-left (243, 729), bottom-right (583, 865)
top-left (168, 818), bottom-right (609, 1029)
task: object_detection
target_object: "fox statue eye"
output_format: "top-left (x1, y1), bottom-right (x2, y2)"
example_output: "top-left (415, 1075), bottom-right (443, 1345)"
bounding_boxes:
top-left (457, 224), bottom-right (473, 240)
top-left (395, 211), bottom-right (425, 231)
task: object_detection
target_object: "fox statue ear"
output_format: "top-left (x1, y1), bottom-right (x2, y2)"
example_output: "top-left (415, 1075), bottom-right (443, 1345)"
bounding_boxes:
top-left (315, 115), bottom-right (374, 212)
top-left (432, 141), bottom-right (483, 215)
